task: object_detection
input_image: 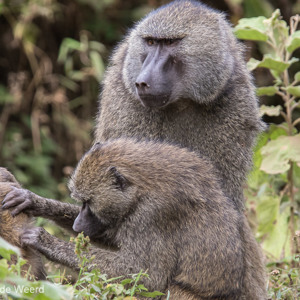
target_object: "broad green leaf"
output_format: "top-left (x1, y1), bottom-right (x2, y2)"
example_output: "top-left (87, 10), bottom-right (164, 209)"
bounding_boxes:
top-left (247, 58), bottom-right (261, 71)
top-left (259, 105), bottom-right (281, 116)
top-left (248, 55), bottom-right (298, 72)
top-left (234, 16), bottom-right (268, 41)
top-left (286, 86), bottom-right (300, 97)
top-left (257, 194), bottom-right (280, 235)
top-left (294, 71), bottom-right (300, 82)
top-left (260, 135), bottom-right (300, 174)
top-left (256, 86), bottom-right (278, 97)
top-left (260, 55), bottom-right (295, 72)
top-left (286, 30), bottom-right (300, 53)
top-left (262, 205), bottom-right (290, 259)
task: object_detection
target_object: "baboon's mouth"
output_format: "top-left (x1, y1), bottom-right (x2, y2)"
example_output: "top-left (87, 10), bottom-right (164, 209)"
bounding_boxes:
top-left (138, 94), bottom-right (170, 108)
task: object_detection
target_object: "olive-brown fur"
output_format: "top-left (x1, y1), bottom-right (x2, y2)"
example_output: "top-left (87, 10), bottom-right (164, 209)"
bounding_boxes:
top-left (16, 140), bottom-right (266, 299)
top-left (95, 0), bottom-right (265, 212)
top-left (0, 168), bottom-right (46, 280)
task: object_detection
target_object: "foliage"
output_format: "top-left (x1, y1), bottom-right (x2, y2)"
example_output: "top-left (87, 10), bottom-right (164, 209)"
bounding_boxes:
top-left (267, 254), bottom-right (300, 299)
top-left (0, 237), bottom-right (73, 299)
top-left (0, 235), bottom-right (166, 299)
top-left (235, 9), bottom-right (300, 263)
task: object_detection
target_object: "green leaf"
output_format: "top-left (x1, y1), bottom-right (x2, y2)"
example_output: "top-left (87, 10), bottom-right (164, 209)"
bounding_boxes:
top-left (69, 71), bottom-right (85, 81)
top-left (247, 58), bottom-right (261, 71)
top-left (257, 194), bottom-right (280, 235)
top-left (294, 71), bottom-right (300, 82)
top-left (256, 86), bottom-right (278, 97)
top-left (0, 259), bottom-right (9, 279)
top-left (0, 237), bottom-right (20, 260)
top-left (262, 205), bottom-right (290, 259)
top-left (260, 135), bottom-right (300, 174)
top-left (121, 279), bottom-right (132, 285)
top-left (139, 291), bottom-right (165, 297)
top-left (234, 16), bottom-right (268, 41)
top-left (89, 41), bottom-right (105, 52)
top-left (259, 105), bottom-right (282, 117)
top-left (248, 55), bottom-right (298, 73)
top-left (90, 51), bottom-right (105, 81)
top-left (58, 38), bottom-right (81, 62)
top-left (41, 281), bottom-right (74, 300)
top-left (286, 86), bottom-right (300, 97)
top-left (286, 30), bottom-right (300, 53)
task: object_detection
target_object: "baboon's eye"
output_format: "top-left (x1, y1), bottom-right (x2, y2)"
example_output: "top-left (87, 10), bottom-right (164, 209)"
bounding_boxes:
top-left (165, 39), bottom-right (174, 45)
top-left (147, 38), bottom-right (155, 46)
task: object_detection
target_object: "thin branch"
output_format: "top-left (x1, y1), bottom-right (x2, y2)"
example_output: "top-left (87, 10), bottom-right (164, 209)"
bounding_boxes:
top-left (276, 90), bottom-right (286, 99)
top-left (291, 102), bottom-right (300, 112)
top-left (280, 111), bottom-right (288, 122)
top-left (292, 117), bottom-right (300, 127)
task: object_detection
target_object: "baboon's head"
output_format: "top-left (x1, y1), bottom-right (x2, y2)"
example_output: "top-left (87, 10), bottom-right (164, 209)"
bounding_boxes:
top-left (123, 0), bottom-right (235, 109)
top-left (69, 142), bottom-right (140, 240)
top-left (69, 139), bottom-right (218, 240)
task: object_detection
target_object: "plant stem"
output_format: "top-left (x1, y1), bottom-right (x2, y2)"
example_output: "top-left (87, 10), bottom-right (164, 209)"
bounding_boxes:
top-left (282, 20), bottom-right (297, 263)
top-left (288, 162), bottom-right (296, 262)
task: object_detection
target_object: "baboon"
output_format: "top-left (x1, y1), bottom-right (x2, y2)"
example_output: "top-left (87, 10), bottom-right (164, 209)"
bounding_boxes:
top-left (1, 0), bottom-right (262, 219)
top-left (0, 168), bottom-right (46, 280)
top-left (0, 0), bottom-right (266, 295)
top-left (4, 139), bottom-right (267, 299)
top-left (95, 0), bottom-right (265, 211)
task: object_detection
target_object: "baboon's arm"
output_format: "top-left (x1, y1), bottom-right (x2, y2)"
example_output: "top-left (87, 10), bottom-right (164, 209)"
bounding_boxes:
top-left (21, 227), bottom-right (146, 278)
top-left (22, 227), bottom-right (80, 271)
top-left (2, 186), bottom-right (80, 232)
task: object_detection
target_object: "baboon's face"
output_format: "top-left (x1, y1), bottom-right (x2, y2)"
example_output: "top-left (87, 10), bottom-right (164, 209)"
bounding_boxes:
top-left (69, 146), bottom-right (138, 239)
top-left (123, 1), bottom-right (234, 107)
top-left (134, 38), bottom-right (184, 108)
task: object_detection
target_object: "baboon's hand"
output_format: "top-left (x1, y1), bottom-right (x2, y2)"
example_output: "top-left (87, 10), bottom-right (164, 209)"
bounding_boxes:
top-left (2, 187), bottom-right (33, 216)
top-left (21, 227), bottom-right (80, 270)
top-left (21, 227), bottom-right (48, 250)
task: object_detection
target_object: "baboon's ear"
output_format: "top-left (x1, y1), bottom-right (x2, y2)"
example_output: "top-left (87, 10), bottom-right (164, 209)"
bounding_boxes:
top-left (108, 166), bottom-right (130, 191)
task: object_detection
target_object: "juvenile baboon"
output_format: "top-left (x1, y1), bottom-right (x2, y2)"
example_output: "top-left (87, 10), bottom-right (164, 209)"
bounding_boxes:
top-left (95, 0), bottom-right (265, 211)
top-left (4, 139), bottom-right (267, 299)
top-left (0, 168), bottom-right (46, 280)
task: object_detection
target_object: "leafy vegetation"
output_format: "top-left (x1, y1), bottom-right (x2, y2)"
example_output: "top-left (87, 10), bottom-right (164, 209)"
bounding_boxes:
top-left (0, 234), bottom-right (165, 300)
top-left (235, 9), bottom-right (300, 262)
top-left (235, 9), bottom-right (300, 299)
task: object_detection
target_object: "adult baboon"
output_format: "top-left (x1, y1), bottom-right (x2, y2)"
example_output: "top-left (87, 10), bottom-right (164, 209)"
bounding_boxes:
top-left (8, 139), bottom-right (267, 299)
top-left (1, 1), bottom-right (263, 213)
top-left (0, 168), bottom-right (46, 280)
top-left (95, 0), bottom-right (265, 211)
